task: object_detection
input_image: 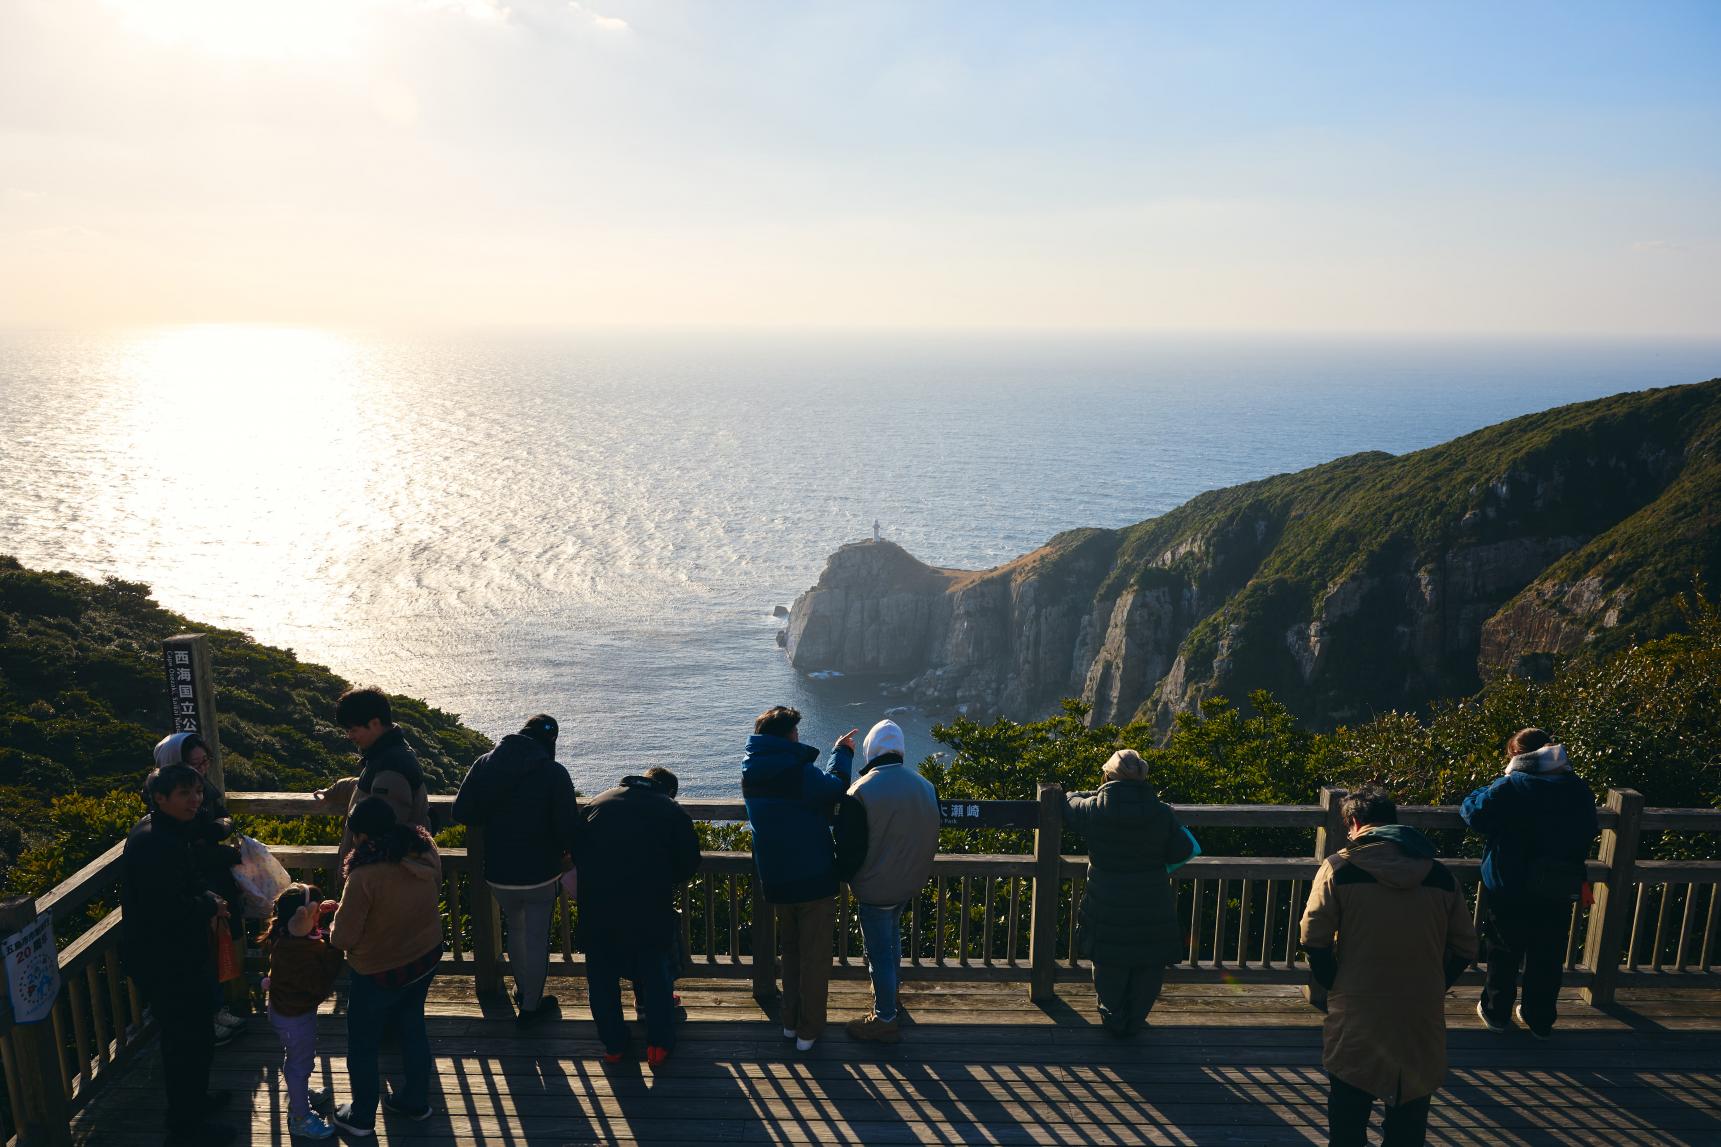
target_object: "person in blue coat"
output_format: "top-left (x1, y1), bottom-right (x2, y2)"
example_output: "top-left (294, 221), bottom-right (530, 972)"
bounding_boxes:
top-left (741, 705), bottom-right (854, 1051)
top-left (1461, 727), bottom-right (1599, 1039)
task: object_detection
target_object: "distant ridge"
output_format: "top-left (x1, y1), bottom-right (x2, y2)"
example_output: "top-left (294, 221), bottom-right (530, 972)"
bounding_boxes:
top-left (785, 378), bottom-right (1721, 728)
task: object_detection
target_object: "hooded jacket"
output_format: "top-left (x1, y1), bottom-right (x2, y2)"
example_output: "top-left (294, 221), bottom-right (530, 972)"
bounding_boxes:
top-left (741, 735), bottom-right (854, 904)
top-left (266, 906), bottom-right (345, 1018)
top-left (1461, 751), bottom-right (1599, 900)
top-left (451, 733), bottom-right (580, 887)
top-left (329, 840), bottom-right (443, 976)
top-left (846, 752), bottom-right (941, 907)
top-left (1064, 780), bottom-right (1196, 966)
top-left (148, 732), bottom-right (234, 846)
top-left (573, 776), bottom-right (701, 952)
top-left (337, 726), bottom-right (432, 868)
top-left (119, 809), bottom-right (224, 988)
top-left (1300, 826), bottom-right (1480, 1105)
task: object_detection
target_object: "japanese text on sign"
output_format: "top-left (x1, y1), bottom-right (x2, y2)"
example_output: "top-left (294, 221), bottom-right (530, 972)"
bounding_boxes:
top-left (2, 913), bottom-right (59, 1025)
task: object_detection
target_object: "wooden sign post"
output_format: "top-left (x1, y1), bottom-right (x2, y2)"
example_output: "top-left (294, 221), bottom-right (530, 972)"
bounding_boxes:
top-left (0, 897), bottom-right (71, 1147)
top-left (162, 634), bottom-right (223, 790)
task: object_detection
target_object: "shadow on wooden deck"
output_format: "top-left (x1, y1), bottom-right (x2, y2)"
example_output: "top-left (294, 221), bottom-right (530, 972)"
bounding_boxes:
top-left (73, 978), bottom-right (1721, 1145)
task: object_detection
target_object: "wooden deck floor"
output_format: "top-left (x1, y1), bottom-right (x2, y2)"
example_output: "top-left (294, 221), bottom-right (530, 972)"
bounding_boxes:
top-left (73, 976), bottom-right (1721, 1145)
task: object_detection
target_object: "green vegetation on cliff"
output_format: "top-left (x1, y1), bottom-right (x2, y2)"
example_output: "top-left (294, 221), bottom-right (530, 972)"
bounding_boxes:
top-left (0, 556), bottom-right (492, 899)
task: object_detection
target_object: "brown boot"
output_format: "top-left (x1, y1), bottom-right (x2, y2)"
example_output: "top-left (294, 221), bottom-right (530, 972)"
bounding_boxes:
top-left (845, 1012), bottom-right (901, 1044)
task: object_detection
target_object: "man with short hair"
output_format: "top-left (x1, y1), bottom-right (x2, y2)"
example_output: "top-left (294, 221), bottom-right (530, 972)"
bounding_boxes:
top-left (575, 772), bottom-right (701, 1067)
top-left (452, 714), bottom-right (579, 1024)
top-left (741, 706), bottom-right (854, 1052)
top-left (122, 764), bottom-right (236, 1147)
top-left (335, 687), bottom-right (430, 867)
top-left (1301, 786), bottom-right (1479, 1147)
top-left (839, 719), bottom-right (939, 1044)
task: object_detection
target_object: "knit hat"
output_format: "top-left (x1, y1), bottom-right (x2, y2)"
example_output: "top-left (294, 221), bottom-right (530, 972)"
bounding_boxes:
top-left (522, 714), bottom-right (559, 745)
top-left (862, 720), bottom-right (906, 764)
top-left (1102, 749), bottom-right (1149, 782)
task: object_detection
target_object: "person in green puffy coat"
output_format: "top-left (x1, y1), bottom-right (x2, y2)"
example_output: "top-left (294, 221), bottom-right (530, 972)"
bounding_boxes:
top-left (1063, 750), bottom-right (1197, 1036)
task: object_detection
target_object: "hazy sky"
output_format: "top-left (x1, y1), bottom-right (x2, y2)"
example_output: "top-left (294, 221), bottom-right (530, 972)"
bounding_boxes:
top-left (2, 0), bottom-right (1718, 334)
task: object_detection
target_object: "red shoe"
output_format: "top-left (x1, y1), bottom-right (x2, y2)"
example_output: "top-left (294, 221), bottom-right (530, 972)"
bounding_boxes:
top-left (646, 1045), bottom-right (670, 1067)
top-left (672, 992), bottom-right (681, 1005)
top-left (602, 1052), bottom-right (624, 1065)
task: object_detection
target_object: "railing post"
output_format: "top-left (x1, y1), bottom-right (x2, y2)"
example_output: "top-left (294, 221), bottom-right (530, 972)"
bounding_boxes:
top-left (465, 831), bottom-right (504, 1000)
top-left (1028, 782), bottom-right (1064, 1004)
top-left (1582, 788), bottom-right (1643, 1007)
top-left (750, 871), bottom-right (777, 1002)
top-left (0, 898), bottom-right (72, 1147)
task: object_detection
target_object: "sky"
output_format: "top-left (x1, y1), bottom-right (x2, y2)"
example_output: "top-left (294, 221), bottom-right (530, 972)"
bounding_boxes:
top-left (1, 0), bottom-right (1718, 335)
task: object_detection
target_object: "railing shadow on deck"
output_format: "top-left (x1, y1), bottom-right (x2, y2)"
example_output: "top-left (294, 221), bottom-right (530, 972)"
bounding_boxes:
top-left (8, 784), bottom-right (1721, 1144)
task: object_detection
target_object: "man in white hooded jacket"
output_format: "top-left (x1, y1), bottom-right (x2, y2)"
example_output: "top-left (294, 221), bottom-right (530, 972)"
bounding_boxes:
top-left (839, 720), bottom-right (940, 1044)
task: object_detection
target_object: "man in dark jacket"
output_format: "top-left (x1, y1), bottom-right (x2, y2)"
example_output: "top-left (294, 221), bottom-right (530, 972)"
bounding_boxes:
top-left (1461, 730), bottom-right (1600, 1039)
top-left (335, 687), bottom-right (431, 869)
top-left (452, 714), bottom-right (579, 1023)
top-left (575, 774), bottom-right (701, 1065)
top-left (1063, 750), bottom-right (1196, 1036)
top-left (122, 764), bottom-right (235, 1147)
top-left (740, 706), bottom-right (854, 1051)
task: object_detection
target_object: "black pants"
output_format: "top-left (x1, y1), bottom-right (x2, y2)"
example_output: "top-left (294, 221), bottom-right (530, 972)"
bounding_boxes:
top-left (1481, 895), bottom-right (1570, 1031)
top-left (1092, 963), bottom-right (1165, 1034)
top-left (1327, 1074), bottom-right (1431, 1147)
top-left (143, 974), bottom-right (217, 1134)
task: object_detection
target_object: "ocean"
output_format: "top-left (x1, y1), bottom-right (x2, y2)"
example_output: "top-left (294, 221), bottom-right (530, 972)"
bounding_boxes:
top-left (2, 327), bottom-right (1717, 794)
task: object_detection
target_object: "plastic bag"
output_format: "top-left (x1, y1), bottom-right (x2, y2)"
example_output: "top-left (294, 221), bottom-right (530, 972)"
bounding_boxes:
top-left (230, 835), bottom-right (293, 919)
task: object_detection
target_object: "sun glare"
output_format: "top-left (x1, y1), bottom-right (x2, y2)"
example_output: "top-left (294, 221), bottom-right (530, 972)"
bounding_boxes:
top-left (104, 0), bottom-right (363, 61)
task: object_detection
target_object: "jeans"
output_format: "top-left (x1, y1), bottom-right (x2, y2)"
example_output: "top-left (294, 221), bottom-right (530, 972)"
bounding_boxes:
top-left (267, 1007), bottom-right (319, 1118)
top-left (1481, 895), bottom-right (1570, 1031)
top-left (1327, 1074), bottom-right (1431, 1146)
top-left (586, 941), bottom-right (676, 1053)
top-left (143, 973), bottom-right (217, 1134)
top-left (776, 897), bottom-right (836, 1040)
top-left (491, 880), bottom-right (558, 1011)
top-left (344, 969), bottom-right (436, 1129)
top-left (856, 902), bottom-right (906, 1022)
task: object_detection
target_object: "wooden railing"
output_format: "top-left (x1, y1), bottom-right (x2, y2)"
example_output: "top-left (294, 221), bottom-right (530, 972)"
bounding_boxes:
top-left (3, 785), bottom-right (1717, 1145)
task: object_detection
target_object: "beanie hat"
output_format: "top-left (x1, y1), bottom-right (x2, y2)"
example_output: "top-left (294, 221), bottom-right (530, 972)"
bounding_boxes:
top-left (522, 714), bottom-right (559, 744)
top-left (862, 720), bottom-right (906, 764)
top-left (1102, 749), bottom-right (1149, 782)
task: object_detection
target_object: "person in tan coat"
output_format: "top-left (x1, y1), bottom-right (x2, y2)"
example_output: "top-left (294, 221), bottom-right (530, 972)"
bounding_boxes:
top-left (1300, 786), bottom-right (1479, 1147)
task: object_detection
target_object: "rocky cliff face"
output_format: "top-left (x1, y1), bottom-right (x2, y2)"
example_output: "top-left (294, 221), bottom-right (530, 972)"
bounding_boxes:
top-left (785, 379), bottom-right (1721, 729)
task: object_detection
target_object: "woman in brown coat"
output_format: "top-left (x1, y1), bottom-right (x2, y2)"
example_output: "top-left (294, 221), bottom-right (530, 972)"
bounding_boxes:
top-left (1300, 786), bottom-right (1479, 1147)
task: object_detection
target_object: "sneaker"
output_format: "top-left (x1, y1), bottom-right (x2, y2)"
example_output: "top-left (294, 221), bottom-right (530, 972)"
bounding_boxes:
top-left (328, 1105), bottom-right (374, 1138)
top-left (646, 1045), bottom-right (671, 1067)
top-left (288, 1113), bottom-right (335, 1140)
top-left (601, 1052), bottom-right (625, 1065)
top-left (780, 1027), bottom-right (797, 1040)
top-left (517, 995), bottom-right (560, 1026)
top-left (306, 1087), bottom-right (332, 1111)
top-left (795, 1037), bottom-right (816, 1052)
top-left (845, 1013), bottom-right (901, 1045)
top-left (1476, 1000), bottom-right (1510, 1034)
top-left (1515, 1003), bottom-right (1552, 1040)
top-left (212, 1023), bottom-right (238, 1047)
top-left (214, 1007), bottom-right (248, 1031)
top-left (381, 1091), bottom-right (435, 1121)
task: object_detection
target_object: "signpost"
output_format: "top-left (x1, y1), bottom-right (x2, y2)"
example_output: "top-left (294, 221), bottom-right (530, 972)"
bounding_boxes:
top-left (0, 898), bottom-right (70, 1146)
top-left (162, 634), bottom-right (223, 790)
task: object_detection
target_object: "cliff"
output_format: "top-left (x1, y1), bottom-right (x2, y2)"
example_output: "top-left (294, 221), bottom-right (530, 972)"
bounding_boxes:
top-left (785, 378), bottom-right (1721, 729)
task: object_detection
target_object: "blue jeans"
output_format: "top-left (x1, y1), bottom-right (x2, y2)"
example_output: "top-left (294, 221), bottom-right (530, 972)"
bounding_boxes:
top-left (586, 941), bottom-right (676, 1054)
top-left (345, 970), bottom-right (435, 1129)
top-left (857, 902), bottom-right (906, 1022)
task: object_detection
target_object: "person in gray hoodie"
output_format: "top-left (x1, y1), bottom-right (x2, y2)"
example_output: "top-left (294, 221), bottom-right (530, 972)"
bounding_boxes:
top-left (836, 720), bottom-right (940, 1044)
top-left (451, 714), bottom-right (579, 1023)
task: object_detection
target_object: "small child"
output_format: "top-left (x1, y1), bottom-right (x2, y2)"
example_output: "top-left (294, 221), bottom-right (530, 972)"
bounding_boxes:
top-left (264, 884), bottom-right (344, 1140)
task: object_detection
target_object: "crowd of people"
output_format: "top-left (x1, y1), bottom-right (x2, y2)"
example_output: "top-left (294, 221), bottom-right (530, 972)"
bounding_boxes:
top-left (119, 686), bottom-right (1599, 1147)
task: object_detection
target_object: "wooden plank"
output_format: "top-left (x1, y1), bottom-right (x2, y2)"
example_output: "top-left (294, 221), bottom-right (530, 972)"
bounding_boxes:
top-left (32, 843), bottom-right (126, 925)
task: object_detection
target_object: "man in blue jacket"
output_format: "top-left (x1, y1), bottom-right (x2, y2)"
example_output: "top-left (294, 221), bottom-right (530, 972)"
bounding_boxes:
top-left (741, 706), bottom-right (854, 1051)
top-left (1461, 728), bottom-right (1599, 1039)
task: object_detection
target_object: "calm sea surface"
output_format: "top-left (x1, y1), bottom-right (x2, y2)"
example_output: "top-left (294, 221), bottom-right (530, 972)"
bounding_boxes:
top-left (2, 328), bottom-right (1717, 794)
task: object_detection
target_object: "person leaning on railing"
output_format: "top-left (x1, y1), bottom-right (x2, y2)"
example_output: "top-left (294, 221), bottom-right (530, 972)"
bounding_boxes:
top-left (1461, 728), bottom-right (1600, 1040)
top-left (1300, 786), bottom-right (1480, 1147)
top-left (1061, 749), bottom-right (1197, 1037)
top-left (333, 687), bottom-right (431, 871)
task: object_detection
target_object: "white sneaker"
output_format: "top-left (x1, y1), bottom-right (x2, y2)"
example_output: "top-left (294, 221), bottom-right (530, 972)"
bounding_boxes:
top-left (795, 1037), bottom-right (816, 1052)
top-left (215, 1007), bottom-right (247, 1031)
top-left (780, 1027), bottom-right (796, 1040)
